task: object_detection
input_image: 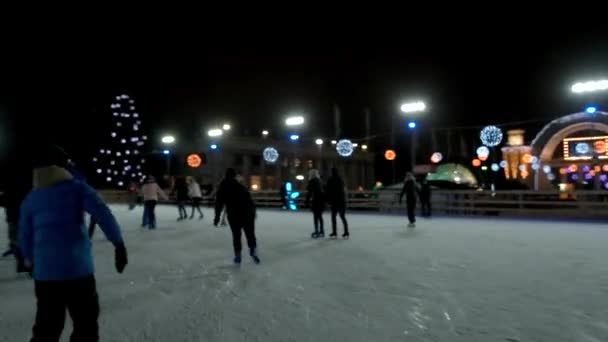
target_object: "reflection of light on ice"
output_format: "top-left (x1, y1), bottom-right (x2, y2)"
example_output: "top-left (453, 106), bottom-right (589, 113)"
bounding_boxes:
top-left (443, 311), bottom-right (451, 321)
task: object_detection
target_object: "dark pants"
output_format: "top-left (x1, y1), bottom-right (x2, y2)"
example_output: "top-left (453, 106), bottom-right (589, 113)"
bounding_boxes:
top-left (228, 216), bottom-right (257, 256)
top-left (407, 200), bottom-right (416, 224)
top-left (331, 205), bottom-right (349, 235)
top-left (143, 200), bottom-right (157, 228)
top-left (177, 200), bottom-right (188, 219)
top-left (420, 198), bottom-right (431, 217)
top-left (128, 193), bottom-right (137, 210)
top-left (312, 207), bottom-right (324, 234)
top-left (31, 275), bottom-right (99, 342)
top-left (191, 197), bottom-right (204, 218)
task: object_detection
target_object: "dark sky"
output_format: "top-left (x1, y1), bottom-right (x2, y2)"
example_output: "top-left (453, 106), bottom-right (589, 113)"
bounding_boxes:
top-left (1, 21), bottom-right (607, 168)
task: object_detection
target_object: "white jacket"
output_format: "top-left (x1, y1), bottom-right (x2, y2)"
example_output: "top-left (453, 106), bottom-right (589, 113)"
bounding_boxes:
top-left (188, 182), bottom-right (203, 199)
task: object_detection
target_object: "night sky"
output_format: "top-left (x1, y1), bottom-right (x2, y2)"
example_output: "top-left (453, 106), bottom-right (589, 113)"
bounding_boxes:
top-left (1, 22), bottom-right (607, 182)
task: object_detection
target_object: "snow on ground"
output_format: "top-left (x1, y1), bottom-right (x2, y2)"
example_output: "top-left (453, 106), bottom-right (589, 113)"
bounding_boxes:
top-left (1, 205), bottom-right (608, 341)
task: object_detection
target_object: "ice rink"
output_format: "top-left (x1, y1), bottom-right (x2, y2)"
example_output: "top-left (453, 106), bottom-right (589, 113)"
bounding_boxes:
top-left (1, 205), bottom-right (608, 341)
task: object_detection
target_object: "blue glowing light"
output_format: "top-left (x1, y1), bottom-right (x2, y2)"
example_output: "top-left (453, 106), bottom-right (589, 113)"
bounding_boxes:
top-left (210, 144), bottom-right (218, 150)
top-left (586, 106), bottom-right (597, 114)
top-left (289, 203), bottom-right (297, 211)
top-left (290, 134), bottom-right (300, 141)
top-left (162, 149), bottom-right (170, 155)
top-left (285, 182), bottom-right (293, 192)
top-left (290, 192), bottom-right (300, 199)
top-left (407, 121), bottom-right (416, 129)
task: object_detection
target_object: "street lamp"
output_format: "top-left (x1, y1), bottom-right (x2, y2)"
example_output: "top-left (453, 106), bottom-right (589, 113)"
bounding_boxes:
top-left (400, 101), bottom-right (426, 114)
top-left (208, 128), bottom-right (223, 137)
top-left (285, 116), bottom-right (305, 126)
top-left (315, 138), bottom-right (323, 145)
top-left (161, 135), bottom-right (175, 144)
top-left (262, 130), bottom-right (269, 136)
top-left (222, 124), bottom-right (231, 131)
top-left (571, 80), bottom-right (608, 93)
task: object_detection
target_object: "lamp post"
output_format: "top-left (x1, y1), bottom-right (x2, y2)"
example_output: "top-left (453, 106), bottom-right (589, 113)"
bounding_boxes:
top-left (401, 101), bottom-right (426, 173)
top-left (161, 135), bottom-right (175, 177)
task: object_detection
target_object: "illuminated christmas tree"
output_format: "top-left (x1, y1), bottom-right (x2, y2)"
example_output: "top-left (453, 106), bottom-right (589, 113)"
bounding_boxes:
top-left (92, 94), bottom-right (147, 188)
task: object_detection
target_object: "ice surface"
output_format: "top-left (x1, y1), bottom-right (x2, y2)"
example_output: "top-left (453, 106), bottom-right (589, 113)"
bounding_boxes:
top-left (1, 205), bottom-right (608, 341)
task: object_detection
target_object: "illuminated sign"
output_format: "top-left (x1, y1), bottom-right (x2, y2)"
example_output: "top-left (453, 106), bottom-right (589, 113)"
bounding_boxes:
top-left (563, 136), bottom-right (608, 160)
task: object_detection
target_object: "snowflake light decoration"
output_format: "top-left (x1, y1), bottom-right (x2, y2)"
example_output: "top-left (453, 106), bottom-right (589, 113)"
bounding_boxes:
top-left (480, 126), bottom-right (503, 147)
top-left (336, 139), bottom-right (354, 157)
top-left (263, 147), bottom-right (279, 163)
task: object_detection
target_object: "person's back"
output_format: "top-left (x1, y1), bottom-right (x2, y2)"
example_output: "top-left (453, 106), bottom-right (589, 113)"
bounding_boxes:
top-left (188, 180), bottom-right (202, 199)
top-left (21, 165), bottom-right (124, 281)
top-left (326, 174), bottom-right (346, 206)
top-left (142, 181), bottom-right (163, 201)
top-left (217, 177), bottom-right (255, 218)
top-left (18, 145), bottom-right (127, 341)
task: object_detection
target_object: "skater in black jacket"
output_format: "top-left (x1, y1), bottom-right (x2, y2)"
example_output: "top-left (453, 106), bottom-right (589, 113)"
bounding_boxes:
top-left (399, 173), bottom-right (418, 227)
top-left (214, 168), bottom-right (260, 265)
top-left (325, 167), bottom-right (349, 239)
top-left (173, 176), bottom-right (189, 221)
top-left (306, 169), bottom-right (325, 238)
top-left (419, 177), bottom-right (432, 217)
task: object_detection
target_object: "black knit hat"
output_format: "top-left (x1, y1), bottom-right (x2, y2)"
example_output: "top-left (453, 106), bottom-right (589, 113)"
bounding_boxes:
top-left (32, 145), bottom-right (69, 168)
top-left (225, 168), bottom-right (237, 179)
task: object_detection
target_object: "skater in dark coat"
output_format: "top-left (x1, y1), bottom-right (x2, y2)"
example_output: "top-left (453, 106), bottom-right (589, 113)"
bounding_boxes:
top-left (305, 169), bottom-right (325, 238)
top-left (18, 145), bottom-right (127, 342)
top-left (214, 168), bottom-right (260, 264)
top-left (419, 178), bottom-right (432, 217)
top-left (173, 176), bottom-right (189, 221)
top-left (399, 173), bottom-right (418, 227)
top-left (325, 167), bottom-right (349, 238)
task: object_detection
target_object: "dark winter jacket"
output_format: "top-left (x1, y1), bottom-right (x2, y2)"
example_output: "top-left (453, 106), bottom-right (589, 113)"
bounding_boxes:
top-left (306, 178), bottom-right (325, 210)
top-left (215, 177), bottom-right (256, 222)
top-left (419, 181), bottom-right (431, 201)
top-left (325, 175), bottom-right (346, 206)
top-left (174, 178), bottom-right (190, 201)
top-left (18, 166), bottom-right (124, 281)
top-left (399, 179), bottom-right (418, 204)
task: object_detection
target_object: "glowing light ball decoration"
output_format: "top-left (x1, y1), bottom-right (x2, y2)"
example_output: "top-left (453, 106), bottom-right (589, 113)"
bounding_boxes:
top-left (385, 150), bottom-right (397, 161)
top-left (472, 159), bottom-right (481, 167)
top-left (93, 94), bottom-right (146, 187)
top-left (491, 163), bottom-right (500, 172)
top-left (547, 173), bottom-right (556, 181)
top-left (480, 125), bottom-right (503, 147)
top-left (336, 139), bottom-right (354, 157)
top-left (543, 165), bottom-right (552, 174)
top-left (283, 182), bottom-right (300, 211)
top-left (430, 152), bottom-right (443, 164)
top-left (186, 154), bottom-right (202, 168)
top-left (263, 147), bottom-right (279, 163)
top-left (499, 160), bottom-right (508, 168)
top-left (476, 146), bottom-right (490, 161)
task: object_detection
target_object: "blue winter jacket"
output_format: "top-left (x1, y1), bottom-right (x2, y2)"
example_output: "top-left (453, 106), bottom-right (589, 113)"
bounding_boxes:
top-left (18, 166), bottom-right (124, 281)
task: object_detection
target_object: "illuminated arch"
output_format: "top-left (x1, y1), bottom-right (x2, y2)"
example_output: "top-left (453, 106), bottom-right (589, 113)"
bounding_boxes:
top-left (530, 111), bottom-right (608, 162)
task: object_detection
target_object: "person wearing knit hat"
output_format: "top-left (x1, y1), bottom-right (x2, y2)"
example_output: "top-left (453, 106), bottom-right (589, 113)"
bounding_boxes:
top-left (18, 144), bottom-right (128, 341)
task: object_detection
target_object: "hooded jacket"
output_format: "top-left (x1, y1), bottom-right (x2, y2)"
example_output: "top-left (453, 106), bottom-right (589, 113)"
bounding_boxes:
top-left (18, 166), bottom-right (124, 281)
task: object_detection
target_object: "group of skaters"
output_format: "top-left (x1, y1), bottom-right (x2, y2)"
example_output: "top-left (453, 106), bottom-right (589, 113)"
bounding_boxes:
top-left (304, 167), bottom-right (350, 239)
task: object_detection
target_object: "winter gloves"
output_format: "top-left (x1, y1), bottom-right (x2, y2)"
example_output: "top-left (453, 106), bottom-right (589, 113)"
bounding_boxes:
top-left (115, 245), bottom-right (128, 273)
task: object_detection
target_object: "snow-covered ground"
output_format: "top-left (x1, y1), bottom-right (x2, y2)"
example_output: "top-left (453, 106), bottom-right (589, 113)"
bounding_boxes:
top-left (1, 205), bottom-right (608, 341)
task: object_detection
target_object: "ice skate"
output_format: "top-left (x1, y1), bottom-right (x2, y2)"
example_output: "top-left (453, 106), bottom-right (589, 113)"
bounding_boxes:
top-left (234, 255), bottom-right (242, 265)
top-left (318, 232), bottom-right (325, 238)
top-left (407, 223), bottom-right (416, 228)
top-left (311, 231), bottom-right (319, 239)
top-left (342, 232), bottom-right (350, 239)
top-left (329, 232), bottom-right (337, 239)
top-left (250, 249), bottom-right (260, 264)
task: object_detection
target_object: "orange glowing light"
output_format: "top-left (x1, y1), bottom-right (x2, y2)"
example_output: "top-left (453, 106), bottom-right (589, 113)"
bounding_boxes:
top-left (559, 168), bottom-right (566, 175)
top-left (594, 165), bottom-right (601, 173)
top-left (384, 150), bottom-right (396, 161)
top-left (472, 159), bottom-right (481, 167)
top-left (186, 154), bottom-right (202, 168)
top-left (569, 164), bottom-right (578, 172)
top-left (603, 164), bottom-right (608, 172)
top-left (522, 154), bottom-right (533, 164)
top-left (521, 170), bottom-right (529, 179)
top-left (594, 140), bottom-right (607, 154)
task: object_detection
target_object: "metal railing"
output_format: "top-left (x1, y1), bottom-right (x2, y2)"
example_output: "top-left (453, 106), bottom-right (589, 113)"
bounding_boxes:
top-left (98, 189), bottom-right (608, 219)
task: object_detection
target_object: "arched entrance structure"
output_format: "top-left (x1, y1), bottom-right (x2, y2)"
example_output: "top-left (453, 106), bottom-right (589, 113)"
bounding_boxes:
top-left (531, 111), bottom-right (608, 161)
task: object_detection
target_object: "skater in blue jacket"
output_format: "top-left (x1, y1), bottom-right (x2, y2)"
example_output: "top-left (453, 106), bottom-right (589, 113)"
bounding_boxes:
top-left (18, 145), bottom-right (128, 341)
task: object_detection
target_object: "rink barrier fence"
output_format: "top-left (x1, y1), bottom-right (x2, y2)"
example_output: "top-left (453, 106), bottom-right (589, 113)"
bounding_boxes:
top-left (97, 189), bottom-right (608, 219)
